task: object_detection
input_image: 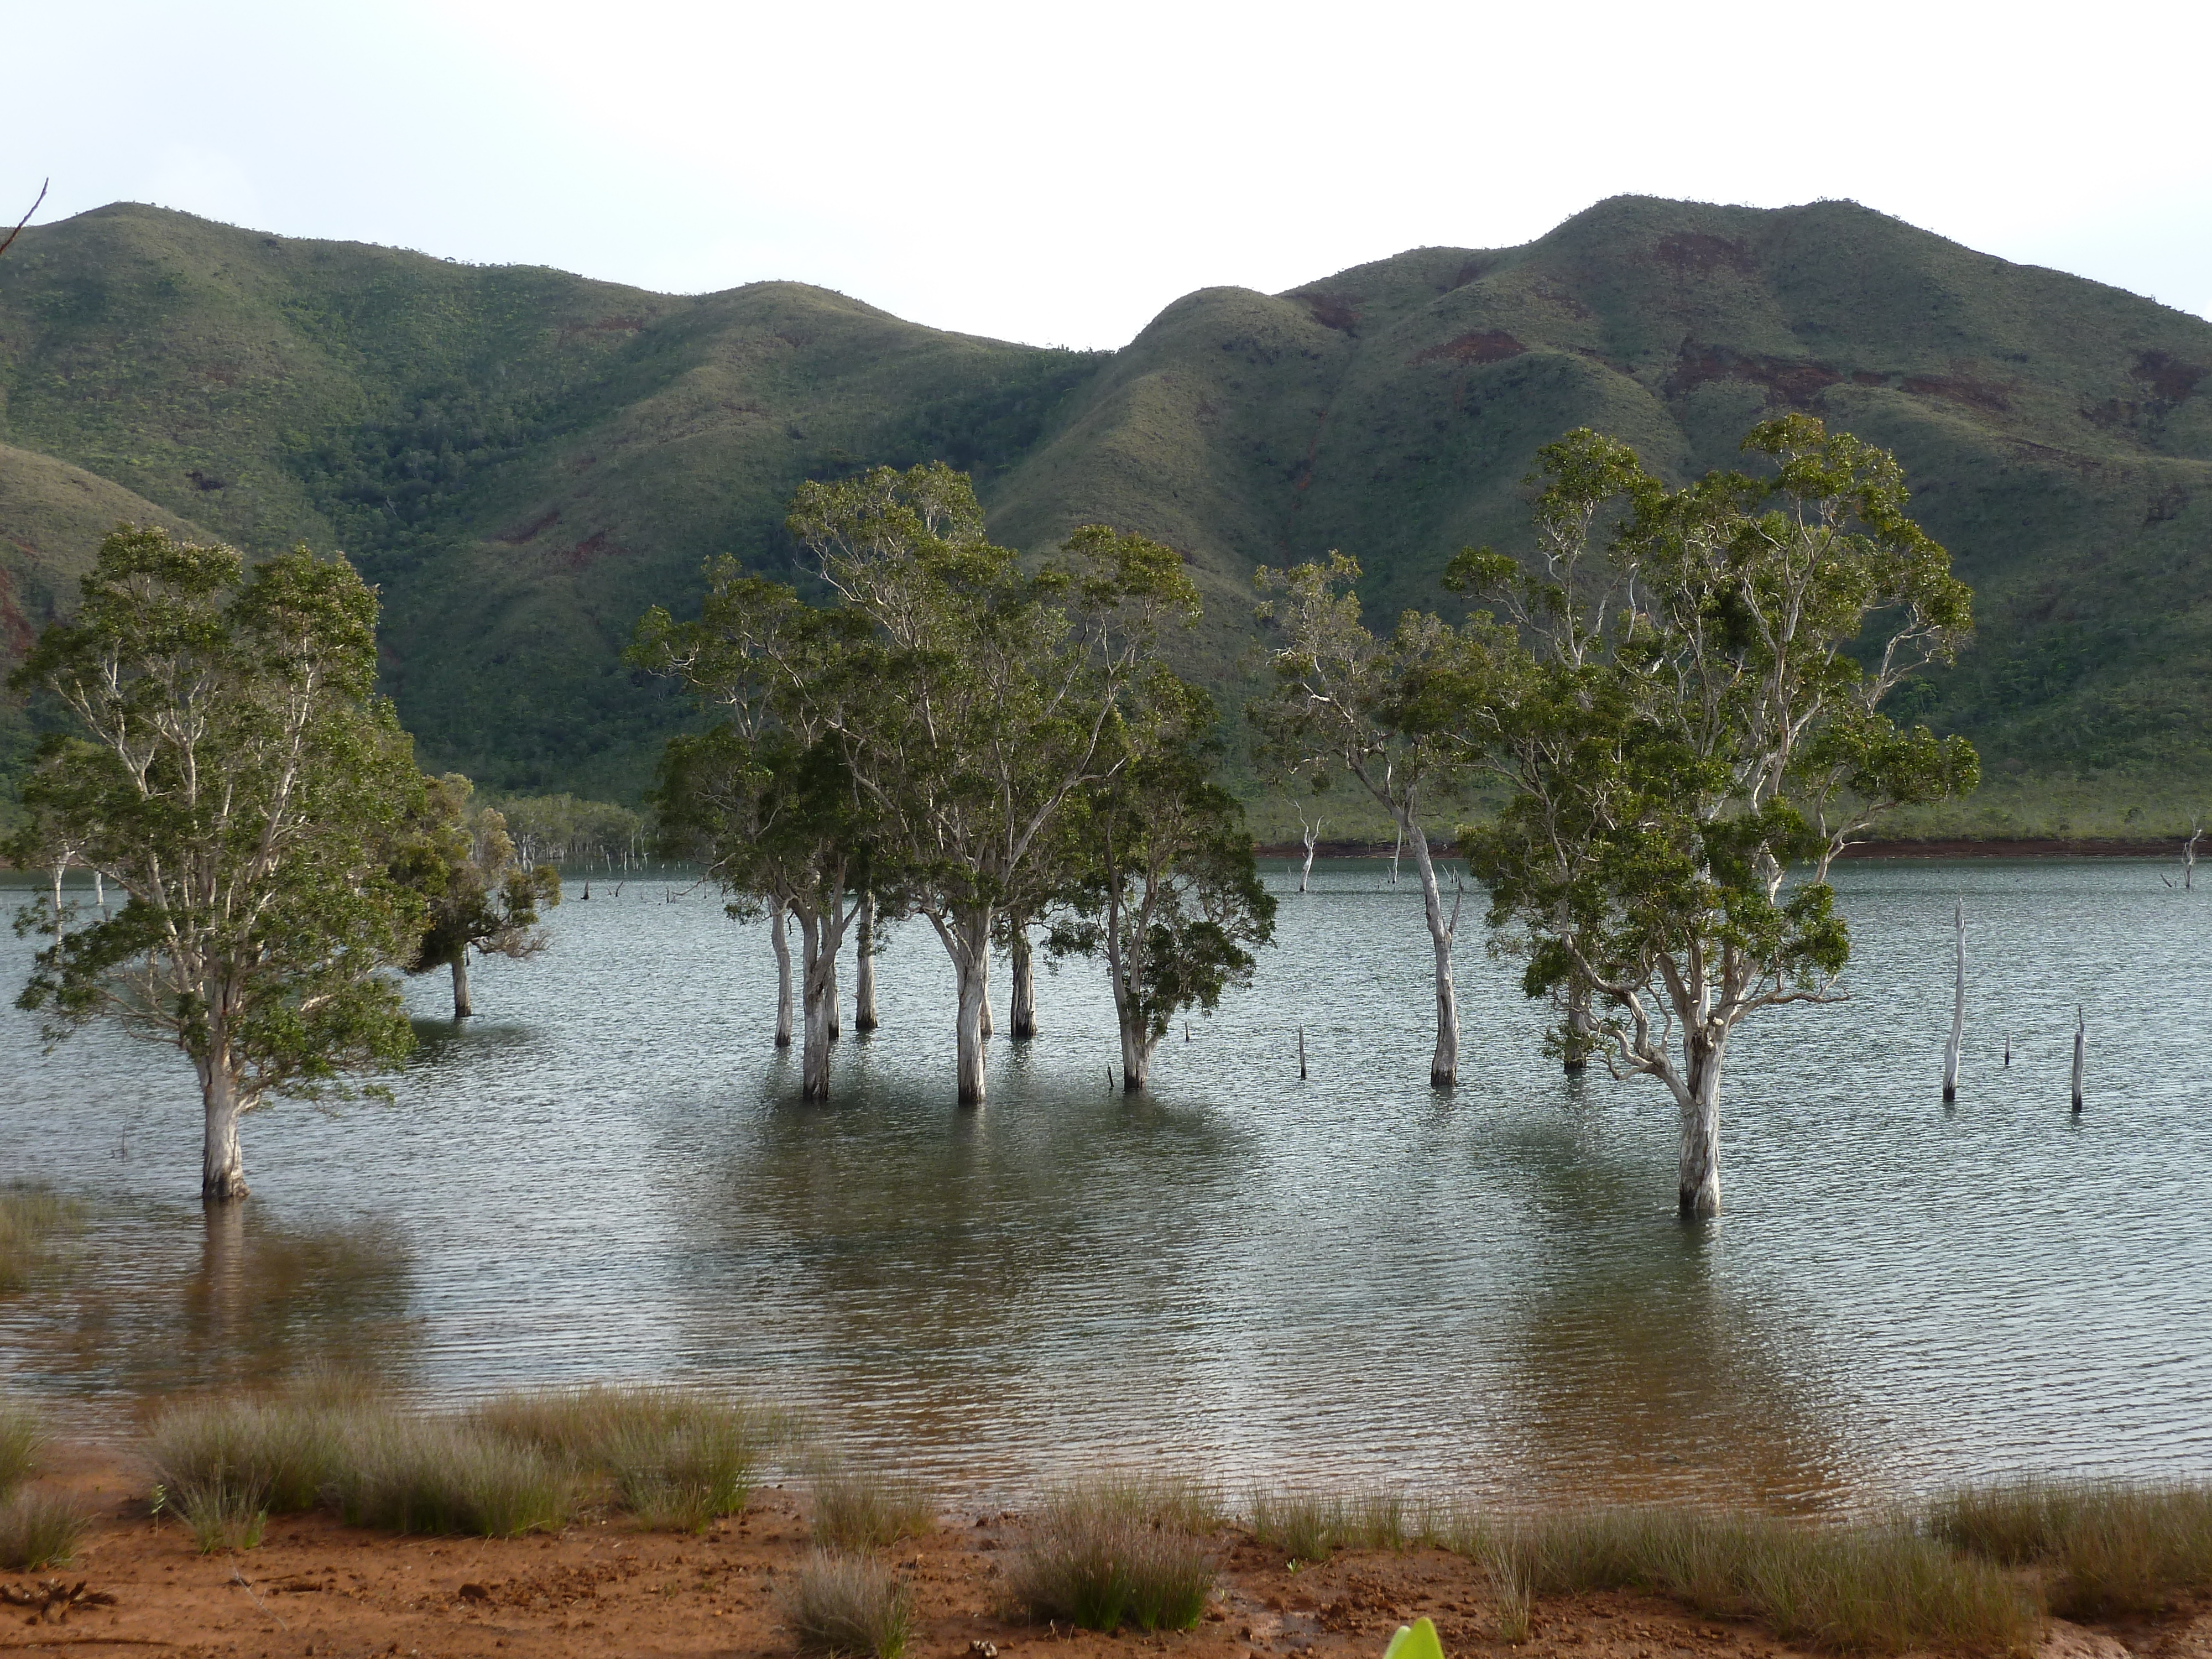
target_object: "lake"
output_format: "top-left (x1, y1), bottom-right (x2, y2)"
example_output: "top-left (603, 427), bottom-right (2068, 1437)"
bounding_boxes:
top-left (2, 858), bottom-right (2207, 1514)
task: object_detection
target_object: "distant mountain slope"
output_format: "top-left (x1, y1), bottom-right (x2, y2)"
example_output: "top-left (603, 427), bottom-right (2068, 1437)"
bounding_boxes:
top-left (2, 197), bottom-right (2207, 813)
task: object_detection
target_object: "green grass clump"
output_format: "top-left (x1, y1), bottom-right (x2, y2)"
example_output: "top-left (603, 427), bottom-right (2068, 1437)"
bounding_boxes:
top-left (474, 1383), bottom-right (784, 1532)
top-left (0, 1489), bottom-right (92, 1569)
top-left (1484, 1508), bottom-right (2037, 1656)
top-left (1248, 1488), bottom-right (1345, 1563)
top-left (808, 1459), bottom-right (936, 1551)
top-left (1929, 1478), bottom-right (2212, 1618)
top-left (0, 1400), bottom-right (45, 1501)
top-left (0, 1186), bottom-right (84, 1293)
top-left (335, 1417), bottom-right (576, 1538)
top-left (1005, 1479), bottom-right (1217, 1633)
top-left (782, 1549), bottom-right (914, 1658)
top-left (180, 1479), bottom-right (268, 1554)
top-left (148, 1395), bottom-right (348, 1515)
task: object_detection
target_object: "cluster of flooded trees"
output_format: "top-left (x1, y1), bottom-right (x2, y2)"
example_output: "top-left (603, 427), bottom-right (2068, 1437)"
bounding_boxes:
top-left (629, 463), bottom-right (1277, 1106)
top-left (6, 415), bottom-right (1979, 1220)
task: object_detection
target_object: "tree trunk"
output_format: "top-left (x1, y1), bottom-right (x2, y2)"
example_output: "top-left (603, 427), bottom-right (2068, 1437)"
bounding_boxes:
top-left (1119, 1019), bottom-right (1157, 1091)
top-left (1300, 816), bottom-right (1319, 893)
top-left (1677, 1039), bottom-right (1724, 1218)
top-left (953, 910), bottom-right (992, 1105)
top-left (800, 912), bottom-right (833, 1102)
top-left (199, 1057), bottom-right (249, 1203)
top-left (2072, 1009), bottom-right (2085, 1112)
top-left (1009, 922), bottom-right (1037, 1039)
top-left (827, 951), bottom-right (841, 1042)
top-left (1403, 823), bottom-right (1459, 1088)
top-left (1564, 982), bottom-right (1593, 1074)
top-left (854, 893), bottom-right (879, 1031)
top-left (451, 953), bottom-right (473, 1018)
top-left (770, 896), bottom-right (793, 1048)
top-left (1942, 898), bottom-right (1964, 1103)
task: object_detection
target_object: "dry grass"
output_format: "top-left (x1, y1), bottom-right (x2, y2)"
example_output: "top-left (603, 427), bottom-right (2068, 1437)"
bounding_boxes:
top-left (0, 1400), bottom-right (44, 1502)
top-left (1004, 1477), bottom-right (1218, 1633)
top-left (1928, 1478), bottom-right (2212, 1618)
top-left (0, 1489), bottom-right (92, 1570)
top-left (474, 1384), bottom-right (785, 1532)
top-left (808, 1459), bottom-right (936, 1552)
top-left (180, 1479), bottom-right (269, 1554)
top-left (1474, 1509), bottom-right (2039, 1656)
top-left (148, 1395), bottom-right (349, 1515)
top-left (781, 1549), bottom-right (914, 1658)
top-left (335, 1417), bottom-right (576, 1538)
top-left (0, 1186), bottom-right (83, 1293)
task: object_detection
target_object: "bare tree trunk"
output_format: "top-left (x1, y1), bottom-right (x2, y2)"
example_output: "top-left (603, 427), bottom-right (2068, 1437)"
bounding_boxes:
top-left (48, 857), bottom-right (64, 957)
top-left (1677, 1040), bottom-right (1724, 1218)
top-left (770, 896), bottom-right (793, 1049)
top-left (2072, 1008), bottom-right (2085, 1112)
top-left (1404, 824), bottom-right (1459, 1087)
top-left (1298, 811), bottom-right (1320, 893)
top-left (947, 908), bottom-right (993, 1105)
top-left (854, 892), bottom-right (879, 1031)
top-left (827, 951), bottom-right (841, 1042)
top-left (800, 912), bottom-right (832, 1101)
top-left (450, 953), bottom-right (473, 1018)
top-left (1009, 922), bottom-right (1037, 1039)
top-left (1119, 1019), bottom-right (1157, 1090)
top-left (1942, 898), bottom-right (1964, 1103)
top-left (2187, 824), bottom-right (2200, 891)
top-left (199, 1054), bottom-right (249, 1202)
top-left (1390, 823), bottom-right (1402, 888)
top-left (1564, 983), bottom-right (1593, 1074)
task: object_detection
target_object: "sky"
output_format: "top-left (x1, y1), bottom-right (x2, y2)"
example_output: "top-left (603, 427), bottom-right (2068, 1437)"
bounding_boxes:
top-left (12, 0), bottom-right (2210, 351)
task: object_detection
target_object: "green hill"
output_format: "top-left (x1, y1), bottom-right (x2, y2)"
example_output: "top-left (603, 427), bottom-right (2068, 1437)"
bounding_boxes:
top-left (3, 197), bottom-right (2208, 832)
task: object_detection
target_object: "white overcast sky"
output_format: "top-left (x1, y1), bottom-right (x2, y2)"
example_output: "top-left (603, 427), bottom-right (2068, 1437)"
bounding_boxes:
top-left (12, 0), bottom-right (2210, 350)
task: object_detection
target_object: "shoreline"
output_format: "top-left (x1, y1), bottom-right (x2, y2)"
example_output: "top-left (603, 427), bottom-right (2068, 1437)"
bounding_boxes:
top-left (1253, 837), bottom-right (2190, 861)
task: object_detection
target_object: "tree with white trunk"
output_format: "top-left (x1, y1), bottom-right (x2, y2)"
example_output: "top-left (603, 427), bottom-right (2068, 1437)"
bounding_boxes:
top-left (1050, 679), bottom-right (1276, 1089)
top-left (7, 527), bottom-right (424, 1202)
top-left (388, 773), bottom-right (560, 1018)
top-left (633, 572), bottom-right (873, 1102)
top-left (1251, 554), bottom-right (1475, 1087)
top-left (786, 466), bottom-right (1198, 1106)
top-left (1454, 417), bottom-right (1979, 1216)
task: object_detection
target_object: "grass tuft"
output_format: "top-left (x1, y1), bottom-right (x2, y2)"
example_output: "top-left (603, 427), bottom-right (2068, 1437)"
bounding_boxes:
top-left (474, 1384), bottom-right (784, 1532)
top-left (179, 1478), bottom-right (269, 1553)
top-left (1474, 1508), bottom-right (2038, 1656)
top-left (781, 1548), bottom-right (914, 1658)
top-left (0, 1489), bottom-right (93, 1569)
top-left (1248, 1488), bottom-right (1344, 1564)
top-left (336, 1417), bottom-right (576, 1538)
top-left (0, 1400), bottom-right (45, 1502)
top-left (1929, 1478), bottom-right (2212, 1618)
top-left (1005, 1478), bottom-right (1217, 1633)
top-left (148, 1395), bottom-right (349, 1515)
top-left (808, 1459), bottom-right (936, 1552)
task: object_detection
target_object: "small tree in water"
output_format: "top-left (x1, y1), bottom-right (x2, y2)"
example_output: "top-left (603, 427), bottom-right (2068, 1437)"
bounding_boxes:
top-left (7, 528), bottom-right (424, 1202)
top-left (1453, 418), bottom-right (1979, 1217)
top-left (1051, 679), bottom-right (1277, 1089)
top-left (389, 774), bottom-right (560, 1018)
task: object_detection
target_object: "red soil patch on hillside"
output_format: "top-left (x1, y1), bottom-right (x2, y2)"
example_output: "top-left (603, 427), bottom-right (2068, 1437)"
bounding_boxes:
top-left (1411, 331), bottom-right (1528, 368)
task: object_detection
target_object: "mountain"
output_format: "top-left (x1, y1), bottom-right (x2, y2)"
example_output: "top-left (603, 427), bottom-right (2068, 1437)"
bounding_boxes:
top-left (2, 197), bottom-right (2208, 829)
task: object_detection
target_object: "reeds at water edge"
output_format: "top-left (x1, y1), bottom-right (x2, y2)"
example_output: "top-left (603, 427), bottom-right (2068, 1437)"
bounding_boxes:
top-left (1002, 1477), bottom-right (1219, 1633)
top-left (1928, 1477), bottom-right (2212, 1617)
top-left (781, 1550), bottom-right (915, 1659)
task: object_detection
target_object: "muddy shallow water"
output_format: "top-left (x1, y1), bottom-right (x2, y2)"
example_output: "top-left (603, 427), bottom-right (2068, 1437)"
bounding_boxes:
top-left (2, 859), bottom-right (2208, 1511)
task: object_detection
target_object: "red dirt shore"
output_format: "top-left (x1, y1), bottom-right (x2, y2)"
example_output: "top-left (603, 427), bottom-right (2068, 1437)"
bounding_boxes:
top-left (8, 1446), bottom-right (2205, 1659)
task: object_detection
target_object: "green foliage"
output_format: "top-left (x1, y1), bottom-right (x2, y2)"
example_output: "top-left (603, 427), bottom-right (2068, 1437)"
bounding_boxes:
top-left (388, 772), bottom-right (560, 982)
top-left (148, 1395), bottom-right (346, 1516)
top-left (0, 1400), bottom-right (44, 1501)
top-left (4, 528), bottom-right (424, 1194)
top-left (0, 1186), bottom-right (83, 1293)
top-left (1454, 419), bottom-right (1979, 1209)
top-left (333, 1416), bottom-right (577, 1537)
top-left (807, 1459), bottom-right (936, 1552)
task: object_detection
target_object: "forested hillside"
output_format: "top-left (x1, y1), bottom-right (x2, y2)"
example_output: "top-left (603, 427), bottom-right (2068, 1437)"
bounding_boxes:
top-left (3, 196), bottom-right (2208, 825)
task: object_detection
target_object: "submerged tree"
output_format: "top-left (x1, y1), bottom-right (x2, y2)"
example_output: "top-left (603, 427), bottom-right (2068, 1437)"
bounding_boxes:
top-left (1051, 680), bottom-right (1276, 1089)
top-left (787, 467), bottom-right (1199, 1105)
top-left (388, 773), bottom-right (560, 1018)
top-left (7, 528), bottom-right (424, 1201)
top-left (1251, 554), bottom-right (1474, 1087)
top-left (634, 571), bottom-right (874, 1100)
top-left (1454, 416), bottom-right (1979, 1216)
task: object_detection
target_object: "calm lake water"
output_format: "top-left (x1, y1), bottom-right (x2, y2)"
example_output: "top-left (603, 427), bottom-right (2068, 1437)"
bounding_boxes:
top-left (2, 858), bottom-right (2208, 1513)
